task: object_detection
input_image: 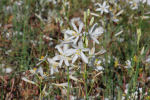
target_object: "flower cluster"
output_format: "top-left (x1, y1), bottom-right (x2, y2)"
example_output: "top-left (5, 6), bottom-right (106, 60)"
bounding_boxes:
top-left (46, 17), bottom-right (105, 75)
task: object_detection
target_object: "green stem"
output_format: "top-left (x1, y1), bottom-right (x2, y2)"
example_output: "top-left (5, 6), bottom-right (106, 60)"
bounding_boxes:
top-left (67, 66), bottom-right (70, 100)
top-left (84, 63), bottom-right (88, 100)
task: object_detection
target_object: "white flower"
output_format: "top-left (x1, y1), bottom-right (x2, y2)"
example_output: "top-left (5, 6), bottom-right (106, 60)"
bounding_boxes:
top-left (37, 67), bottom-right (46, 77)
top-left (104, 98), bottom-right (109, 100)
top-left (139, 88), bottom-right (142, 93)
top-left (125, 60), bottom-right (132, 68)
top-left (59, 33), bottom-right (74, 46)
top-left (29, 67), bottom-right (46, 78)
top-left (96, 66), bottom-right (104, 71)
top-left (0, 63), bottom-right (13, 74)
top-left (94, 59), bottom-right (104, 71)
top-left (89, 45), bottom-right (106, 57)
top-left (95, 1), bottom-right (109, 15)
top-left (72, 40), bottom-right (89, 63)
top-left (124, 84), bottom-right (129, 94)
top-left (47, 58), bottom-right (59, 75)
top-left (146, 55), bottom-right (150, 63)
top-left (89, 46), bottom-right (96, 56)
top-left (36, 54), bottom-right (48, 66)
top-left (64, 18), bottom-right (84, 44)
top-left (5, 49), bottom-right (12, 55)
top-left (129, 1), bottom-right (139, 10)
top-left (2, 67), bottom-right (13, 73)
top-left (88, 23), bottom-right (104, 44)
top-left (43, 35), bottom-right (53, 41)
top-left (117, 38), bottom-right (124, 42)
top-left (110, 11), bottom-right (122, 23)
top-left (53, 45), bottom-right (73, 67)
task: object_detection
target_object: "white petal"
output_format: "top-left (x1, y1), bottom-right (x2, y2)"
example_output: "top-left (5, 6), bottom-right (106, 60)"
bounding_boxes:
top-left (79, 22), bottom-right (83, 33)
top-left (55, 45), bottom-right (63, 54)
top-left (68, 36), bottom-right (75, 40)
top-left (91, 36), bottom-right (99, 44)
top-left (103, 1), bottom-right (106, 6)
top-left (96, 66), bottom-right (104, 71)
top-left (146, 56), bottom-right (150, 63)
top-left (50, 66), bottom-right (58, 75)
top-left (59, 60), bottom-right (63, 67)
top-left (53, 55), bottom-right (61, 61)
top-left (89, 47), bottom-right (95, 55)
top-left (48, 58), bottom-right (58, 65)
top-left (72, 54), bottom-right (79, 63)
top-left (71, 22), bottom-right (78, 33)
top-left (65, 30), bottom-right (75, 35)
top-left (78, 40), bottom-right (84, 48)
top-left (101, 10), bottom-right (104, 14)
top-left (38, 67), bottom-right (45, 77)
top-left (81, 51), bottom-right (88, 63)
top-left (93, 27), bottom-right (104, 36)
top-left (2, 67), bottom-right (13, 73)
top-left (96, 8), bottom-right (101, 11)
top-left (63, 44), bottom-right (69, 51)
top-left (51, 67), bottom-right (54, 75)
top-left (82, 48), bottom-right (89, 52)
top-left (65, 49), bottom-right (76, 56)
top-left (89, 23), bottom-right (98, 34)
top-left (47, 58), bottom-right (52, 63)
top-left (106, 5), bottom-right (109, 8)
top-left (64, 59), bottom-right (69, 66)
top-left (73, 36), bottom-right (79, 44)
top-left (104, 9), bottom-right (109, 13)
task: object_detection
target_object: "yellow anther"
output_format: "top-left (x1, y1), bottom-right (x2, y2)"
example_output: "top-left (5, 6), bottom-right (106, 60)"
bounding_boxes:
top-left (109, 7), bottom-right (113, 11)
top-left (133, 55), bottom-right (138, 62)
top-left (53, 65), bottom-right (57, 68)
top-left (72, 31), bottom-right (77, 36)
top-left (40, 56), bottom-right (44, 60)
top-left (133, 2), bottom-right (137, 7)
top-left (76, 51), bottom-right (80, 55)
top-left (33, 67), bottom-right (37, 72)
top-left (122, 93), bottom-right (126, 97)
top-left (95, 59), bottom-right (98, 62)
top-left (114, 60), bottom-right (119, 68)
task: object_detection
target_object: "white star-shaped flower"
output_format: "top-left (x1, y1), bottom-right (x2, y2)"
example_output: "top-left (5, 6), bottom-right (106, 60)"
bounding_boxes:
top-left (47, 58), bottom-right (59, 75)
top-left (64, 18), bottom-right (84, 45)
top-left (53, 45), bottom-right (73, 67)
top-left (95, 1), bottom-right (109, 15)
top-left (72, 40), bottom-right (89, 64)
top-left (88, 23), bottom-right (104, 44)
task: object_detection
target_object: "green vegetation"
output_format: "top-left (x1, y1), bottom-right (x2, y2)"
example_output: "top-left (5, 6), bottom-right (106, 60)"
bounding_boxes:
top-left (0, 0), bottom-right (150, 99)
